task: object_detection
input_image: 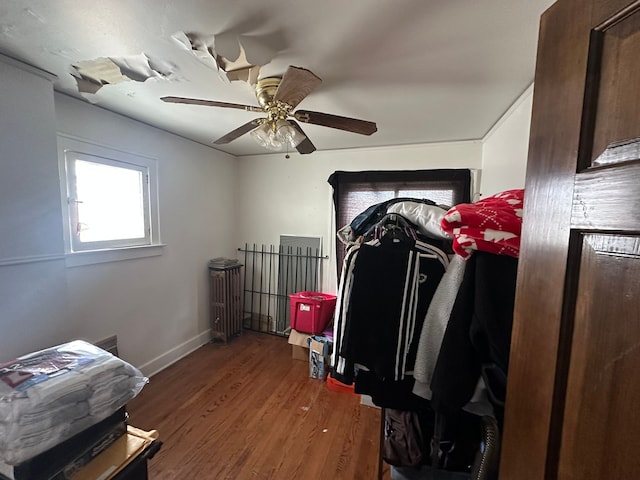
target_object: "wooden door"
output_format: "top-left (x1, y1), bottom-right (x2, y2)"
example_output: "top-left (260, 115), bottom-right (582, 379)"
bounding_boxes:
top-left (500, 1), bottom-right (640, 479)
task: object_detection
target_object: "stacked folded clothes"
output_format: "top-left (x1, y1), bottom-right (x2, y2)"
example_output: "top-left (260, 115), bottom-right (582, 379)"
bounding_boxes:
top-left (0, 340), bottom-right (147, 466)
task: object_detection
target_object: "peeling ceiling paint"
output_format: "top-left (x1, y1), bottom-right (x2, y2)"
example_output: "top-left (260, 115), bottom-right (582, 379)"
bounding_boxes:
top-left (0, 0), bottom-right (556, 156)
top-left (70, 54), bottom-right (175, 94)
top-left (171, 30), bottom-right (276, 85)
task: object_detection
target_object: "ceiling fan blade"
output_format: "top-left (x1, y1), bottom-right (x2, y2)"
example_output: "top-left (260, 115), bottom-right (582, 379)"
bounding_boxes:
top-left (293, 110), bottom-right (377, 136)
top-left (213, 119), bottom-right (262, 145)
top-left (289, 120), bottom-right (316, 155)
top-left (273, 66), bottom-right (322, 109)
top-left (161, 96), bottom-right (263, 113)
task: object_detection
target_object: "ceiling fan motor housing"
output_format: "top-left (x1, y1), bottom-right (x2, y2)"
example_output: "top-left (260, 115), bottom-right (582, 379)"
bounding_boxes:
top-left (255, 77), bottom-right (280, 108)
top-left (255, 77), bottom-right (292, 121)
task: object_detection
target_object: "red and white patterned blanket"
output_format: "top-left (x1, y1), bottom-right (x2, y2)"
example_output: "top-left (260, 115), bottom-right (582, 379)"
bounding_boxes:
top-left (441, 189), bottom-right (524, 258)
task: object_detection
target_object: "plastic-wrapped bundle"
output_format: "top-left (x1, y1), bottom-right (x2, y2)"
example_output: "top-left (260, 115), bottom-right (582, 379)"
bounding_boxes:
top-left (0, 340), bottom-right (148, 465)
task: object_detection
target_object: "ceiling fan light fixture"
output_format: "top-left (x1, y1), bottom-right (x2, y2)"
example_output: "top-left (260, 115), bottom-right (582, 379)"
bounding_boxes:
top-left (250, 119), bottom-right (305, 151)
top-left (275, 119), bottom-right (305, 148)
top-left (249, 122), bottom-right (274, 149)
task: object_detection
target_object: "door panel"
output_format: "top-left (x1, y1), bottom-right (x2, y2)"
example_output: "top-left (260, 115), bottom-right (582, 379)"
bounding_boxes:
top-left (572, 161), bottom-right (640, 231)
top-left (500, 0), bottom-right (640, 479)
top-left (558, 234), bottom-right (640, 479)
top-left (590, 7), bottom-right (640, 165)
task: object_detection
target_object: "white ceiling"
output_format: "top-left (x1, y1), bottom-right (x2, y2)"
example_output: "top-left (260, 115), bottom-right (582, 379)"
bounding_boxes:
top-left (0, 0), bottom-right (555, 157)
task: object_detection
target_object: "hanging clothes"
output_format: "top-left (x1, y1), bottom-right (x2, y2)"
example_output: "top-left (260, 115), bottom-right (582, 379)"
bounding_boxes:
top-left (412, 255), bottom-right (467, 401)
top-left (342, 197), bottom-right (438, 241)
top-left (429, 251), bottom-right (519, 428)
top-left (337, 201), bottom-right (452, 252)
top-left (332, 237), bottom-right (448, 387)
top-left (331, 190), bottom-right (522, 478)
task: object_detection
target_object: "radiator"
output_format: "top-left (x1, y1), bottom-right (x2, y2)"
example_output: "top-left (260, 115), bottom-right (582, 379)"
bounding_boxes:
top-left (209, 264), bottom-right (243, 343)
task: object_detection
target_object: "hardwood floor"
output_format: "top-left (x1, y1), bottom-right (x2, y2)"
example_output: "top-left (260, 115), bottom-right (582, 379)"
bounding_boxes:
top-left (127, 331), bottom-right (390, 479)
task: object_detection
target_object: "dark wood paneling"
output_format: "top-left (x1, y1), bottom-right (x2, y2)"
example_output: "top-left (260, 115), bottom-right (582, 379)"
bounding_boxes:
top-left (499, 1), bottom-right (592, 477)
top-left (591, 7), bottom-right (640, 164)
top-left (558, 234), bottom-right (640, 479)
top-left (501, 1), bottom-right (640, 479)
top-left (571, 161), bottom-right (640, 230)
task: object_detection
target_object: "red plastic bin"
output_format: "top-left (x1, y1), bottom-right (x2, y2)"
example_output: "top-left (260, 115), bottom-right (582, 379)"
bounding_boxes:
top-left (289, 291), bottom-right (337, 335)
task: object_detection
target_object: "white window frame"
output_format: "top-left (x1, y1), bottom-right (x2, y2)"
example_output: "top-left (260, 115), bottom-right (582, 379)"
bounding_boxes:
top-left (58, 134), bottom-right (163, 266)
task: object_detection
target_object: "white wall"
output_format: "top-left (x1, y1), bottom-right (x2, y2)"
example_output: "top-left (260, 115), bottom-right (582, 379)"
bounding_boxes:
top-left (0, 57), bottom-right (71, 360)
top-left (0, 58), bottom-right (63, 260)
top-left (236, 141), bottom-right (483, 294)
top-left (0, 56), bottom-right (238, 375)
top-left (480, 84), bottom-right (533, 197)
top-left (55, 94), bottom-right (239, 374)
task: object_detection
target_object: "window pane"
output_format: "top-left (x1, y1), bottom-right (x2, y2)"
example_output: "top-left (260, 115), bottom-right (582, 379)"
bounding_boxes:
top-left (397, 189), bottom-right (454, 206)
top-left (344, 190), bottom-right (395, 226)
top-left (75, 159), bottom-right (145, 242)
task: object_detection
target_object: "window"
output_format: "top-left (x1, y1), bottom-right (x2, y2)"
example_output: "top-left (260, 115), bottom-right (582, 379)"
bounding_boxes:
top-left (67, 154), bottom-right (150, 250)
top-left (328, 169), bottom-right (472, 275)
top-left (58, 135), bottom-right (161, 262)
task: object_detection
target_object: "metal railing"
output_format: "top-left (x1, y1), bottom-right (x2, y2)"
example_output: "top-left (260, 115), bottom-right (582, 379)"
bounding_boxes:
top-left (238, 243), bottom-right (328, 336)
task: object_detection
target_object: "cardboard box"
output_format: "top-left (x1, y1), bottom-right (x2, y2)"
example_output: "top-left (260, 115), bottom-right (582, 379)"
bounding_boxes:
top-left (288, 329), bottom-right (311, 362)
top-left (309, 337), bottom-right (330, 380)
top-left (292, 345), bottom-right (308, 361)
top-left (72, 426), bottom-right (159, 480)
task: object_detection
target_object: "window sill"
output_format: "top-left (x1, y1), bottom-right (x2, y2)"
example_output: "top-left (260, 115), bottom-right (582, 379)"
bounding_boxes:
top-left (65, 244), bottom-right (166, 267)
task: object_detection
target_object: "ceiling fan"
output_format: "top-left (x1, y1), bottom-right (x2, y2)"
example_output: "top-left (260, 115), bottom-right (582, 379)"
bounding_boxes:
top-left (161, 66), bottom-right (377, 154)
